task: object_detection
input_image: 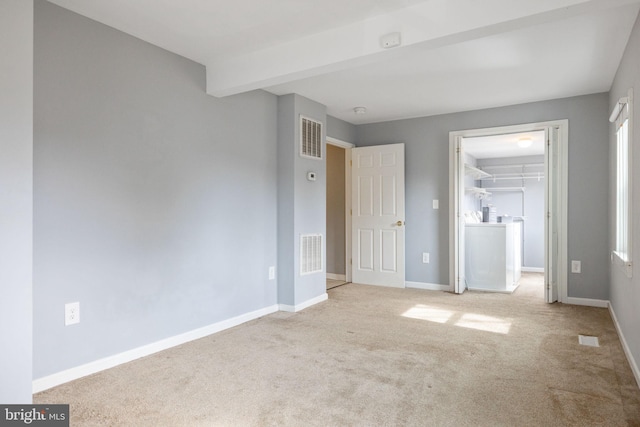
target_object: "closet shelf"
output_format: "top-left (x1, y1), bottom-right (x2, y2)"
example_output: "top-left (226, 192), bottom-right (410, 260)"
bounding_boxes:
top-left (480, 172), bottom-right (545, 181)
top-left (465, 187), bottom-right (492, 199)
top-left (486, 187), bottom-right (525, 192)
top-left (464, 164), bottom-right (491, 180)
top-left (479, 163), bottom-right (544, 170)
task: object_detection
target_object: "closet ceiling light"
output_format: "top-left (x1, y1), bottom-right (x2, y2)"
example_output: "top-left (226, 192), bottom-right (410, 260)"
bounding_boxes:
top-left (517, 137), bottom-right (533, 148)
top-left (353, 107), bottom-right (367, 115)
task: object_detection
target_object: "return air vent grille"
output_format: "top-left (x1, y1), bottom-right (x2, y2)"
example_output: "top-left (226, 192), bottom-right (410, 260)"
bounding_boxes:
top-left (300, 116), bottom-right (322, 159)
top-left (300, 234), bottom-right (323, 275)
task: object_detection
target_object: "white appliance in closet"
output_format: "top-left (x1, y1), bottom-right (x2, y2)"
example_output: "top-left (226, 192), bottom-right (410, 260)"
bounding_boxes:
top-left (465, 222), bottom-right (522, 292)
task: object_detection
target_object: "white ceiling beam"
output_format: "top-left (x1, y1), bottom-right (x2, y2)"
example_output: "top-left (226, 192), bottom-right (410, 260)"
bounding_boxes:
top-left (206, 0), bottom-right (638, 97)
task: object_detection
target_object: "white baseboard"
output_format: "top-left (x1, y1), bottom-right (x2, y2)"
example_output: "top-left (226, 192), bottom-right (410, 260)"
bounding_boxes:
top-left (326, 273), bottom-right (346, 281)
top-left (405, 281), bottom-right (450, 291)
top-left (521, 267), bottom-right (544, 273)
top-left (32, 304), bottom-right (279, 394)
top-left (609, 303), bottom-right (640, 388)
top-left (356, 282), bottom-right (405, 289)
top-left (278, 293), bottom-right (328, 313)
top-left (565, 297), bottom-right (609, 308)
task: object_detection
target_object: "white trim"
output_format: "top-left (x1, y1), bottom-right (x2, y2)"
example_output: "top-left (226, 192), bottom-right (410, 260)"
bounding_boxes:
top-left (609, 303), bottom-right (640, 388)
top-left (406, 281), bottom-right (449, 291)
top-left (612, 88), bottom-right (633, 279)
top-left (278, 293), bottom-right (328, 312)
top-left (521, 267), bottom-right (544, 273)
top-left (449, 120), bottom-right (569, 302)
top-left (354, 282), bottom-right (406, 289)
top-left (327, 273), bottom-right (346, 281)
top-left (32, 304), bottom-right (279, 393)
top-left (345, 147), bottom-right (352, 283)
top-left (449, 134), bottom-right (462, 293)
top-left (326, 136), bottom-right (355, 149)
top-left (558, 121), bottom-right (569, 303)
top-left (612, 251), bottom-right (633, 278)
top-left (565, 297), bottom-right (609, 308)
top-left (609, 96), bottom-right (629, 123)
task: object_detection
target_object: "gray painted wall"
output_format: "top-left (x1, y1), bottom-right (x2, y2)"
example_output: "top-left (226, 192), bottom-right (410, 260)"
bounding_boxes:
top-left (0, 0), bottom-right (34, 403)
top-left (326, 144), bottom-right (346, 275)
top-left (356, 93), bottom-right (610, 299)
top-left (277, 94), bottom-right (327, 306)
top-left (277, 95), bottom-right (297, 305)
top-left (327, 115), bottom-right (357, 143)
top-left (609, 12), bottom-right (640, 381)
top-left (34, 1), bottom-right (278, 378)
top-left (277, 96), bottom-right (296, 306)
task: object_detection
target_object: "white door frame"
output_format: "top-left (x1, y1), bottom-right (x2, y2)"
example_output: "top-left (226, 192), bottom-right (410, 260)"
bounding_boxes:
top-left (327, 136), bottom-right (355, 283)
top-left (449, 120), bottom-right (568, 303)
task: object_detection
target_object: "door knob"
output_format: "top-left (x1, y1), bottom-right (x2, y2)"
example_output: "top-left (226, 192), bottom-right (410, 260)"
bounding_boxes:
top-left (396, 221), bottom-right (405, 226)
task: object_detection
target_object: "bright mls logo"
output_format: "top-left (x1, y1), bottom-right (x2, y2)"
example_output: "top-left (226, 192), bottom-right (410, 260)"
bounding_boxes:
top-left (0, 405), bottom-right (69, 426)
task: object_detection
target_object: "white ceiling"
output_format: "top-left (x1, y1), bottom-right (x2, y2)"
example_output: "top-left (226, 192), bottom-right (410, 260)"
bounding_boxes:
top-left (463, 131), bottom-right (545, 159)
top-left (47, 0), bottom-right (640, 125)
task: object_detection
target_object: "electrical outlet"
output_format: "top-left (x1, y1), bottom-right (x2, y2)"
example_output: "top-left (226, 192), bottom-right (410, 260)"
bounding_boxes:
top-left (268, 266), bottom-right (276, 280)
top-left (422, 253), bottom-right (430, 264)
top-left (571, 260), bottom-right (581, 274)
top-left (65, 302), bottom-right (80, 326)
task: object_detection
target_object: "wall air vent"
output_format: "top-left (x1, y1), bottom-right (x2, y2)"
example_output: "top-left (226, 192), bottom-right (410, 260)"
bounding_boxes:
top-left (300, 116), bottom-right (322, 159)
top-left (300, 234), bottom-right (323, 275)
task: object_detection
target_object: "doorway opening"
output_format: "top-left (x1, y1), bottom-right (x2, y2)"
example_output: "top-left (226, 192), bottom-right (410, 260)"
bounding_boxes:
top-left (462, 130), bottom-right (545, 294)
top-left (449, 121), bottom-right (568, 303)
top-left (326, 137), bottom-right (354, 290)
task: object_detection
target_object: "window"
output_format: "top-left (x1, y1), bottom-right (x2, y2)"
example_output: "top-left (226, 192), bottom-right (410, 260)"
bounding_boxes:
top-left (610, 88), bottom-right (633, 277)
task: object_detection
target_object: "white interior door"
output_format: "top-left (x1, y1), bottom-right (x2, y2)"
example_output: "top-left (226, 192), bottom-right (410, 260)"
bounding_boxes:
top-left (351, 143), bottom-right (405, 287)
top-left (454, 137), bottom-right (466, 294)
top-left (545, 126), bottom-right (559, 303)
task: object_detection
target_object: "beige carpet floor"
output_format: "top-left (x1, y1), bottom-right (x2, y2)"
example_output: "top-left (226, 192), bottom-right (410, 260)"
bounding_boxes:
top-left (35, 274), bottom-right (640, 426)
top-left (327, 278), bottom-right (348, 290)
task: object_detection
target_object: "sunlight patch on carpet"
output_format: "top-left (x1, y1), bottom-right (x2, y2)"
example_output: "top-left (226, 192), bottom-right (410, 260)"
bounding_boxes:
top-left (402, 305), bottom-right (512, 334)
top-left (401, 305), bottom-right (454, 324)
top-left (455, 313), bottom-right (512, 335)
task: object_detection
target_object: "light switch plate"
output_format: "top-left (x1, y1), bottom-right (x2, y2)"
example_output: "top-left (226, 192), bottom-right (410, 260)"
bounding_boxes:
top-left (433, 200), bottom-right (439, 209)
top-left (571, 260), bottom-right (581, 273)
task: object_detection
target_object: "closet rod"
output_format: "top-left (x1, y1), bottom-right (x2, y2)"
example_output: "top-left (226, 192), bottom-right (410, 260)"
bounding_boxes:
top-left (486, 187), bottom-right (525, 192)
top-left (478, 163), bottom-right (544, 170)
top-left (481, 175), bottom-right (544, 181)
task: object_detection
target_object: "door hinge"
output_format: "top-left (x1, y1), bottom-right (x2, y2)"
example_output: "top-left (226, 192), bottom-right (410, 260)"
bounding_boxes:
top-left (547, 211), bottom-right (551, 218)
top-left (456, 147), bottom-right (461, 154)
top-left (350, 209), bottom-right (352, 216)
top-left (350, 258), bottom-right (352, 265)
top-left (547, 138), bottom-right (551, 146)
top-left (350, 160), bottom-right (353, 166)
top-left (546, 282), bottom-right (551, 290)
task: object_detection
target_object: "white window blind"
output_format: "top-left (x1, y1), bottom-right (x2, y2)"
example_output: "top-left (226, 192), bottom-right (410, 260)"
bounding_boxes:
top-left (610, 89), bottom-right (633, 278)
